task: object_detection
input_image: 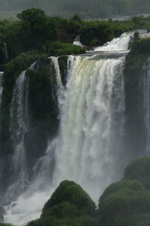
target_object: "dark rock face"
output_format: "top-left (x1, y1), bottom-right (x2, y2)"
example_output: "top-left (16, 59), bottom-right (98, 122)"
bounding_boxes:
top-left (0, 206), bottom-right (6, 222)
top-left (24, 128), bottom-right (48, 169)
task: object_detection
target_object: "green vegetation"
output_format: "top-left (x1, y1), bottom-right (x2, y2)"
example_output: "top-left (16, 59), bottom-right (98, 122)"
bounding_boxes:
top-left (1, 9), bottom-right (150, 65)
top-left (42, 180), bottom-right (96, 216)
top-left (0, 224), bottom-right (14, 226)
top-left (98, 156), bottom-right (150, 226)
top-left (100, 180), bottom-right (144, 201)
top-left (2, 9), bottom-right (150, 65)
top-left (98, 189), bottom-right (150, 226)
top-left (27, 180), bottom-right (97, 226)
top-left (123, 157), bottom-right (150, 189)
top-left (80, 19), bottom-right (134, 46)
top-left (49, 42), bottom-right (85, 56)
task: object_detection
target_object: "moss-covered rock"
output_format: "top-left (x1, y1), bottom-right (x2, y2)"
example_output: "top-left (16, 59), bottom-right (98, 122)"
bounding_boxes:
top-left (27, 180), bottom-right (97, 226)
top-left (123, 37), bottom-right (150, 159)
top-left (27, 216), bottom-right (98, 226)
top-left (123, 157), bottom-right (150, 183)
top-left (42, 180), bottom-right (96, 217)
top-left (41, 202), bottom-right (79, 219)
top-left (98, 156), bottom-right (150, 226)
top-left (99, 180), bottom-right (144, 202)
top-left (98, 189), bottom-right (150, 226)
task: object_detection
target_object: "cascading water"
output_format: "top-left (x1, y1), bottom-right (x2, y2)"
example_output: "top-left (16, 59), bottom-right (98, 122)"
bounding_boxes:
top-left (7, 62), bottom-right (36, 200)
top-left (94, 32), bottom-right (133, 52)
top-left (53, 55), bottom-right (126, 201)
top-left (4, 32), bottom-right (133, 225)
top-left (8, 70), bottom-right (29, 199)
top-left (73, 35), bottom-right (84, 47)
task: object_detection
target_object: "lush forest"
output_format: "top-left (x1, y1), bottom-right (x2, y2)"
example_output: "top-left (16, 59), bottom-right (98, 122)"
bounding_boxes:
top-left (0, 0), bottom-right (150, 19)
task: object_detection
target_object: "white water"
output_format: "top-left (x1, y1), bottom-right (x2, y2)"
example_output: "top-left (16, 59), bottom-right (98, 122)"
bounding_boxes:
top-left (7, 63), bottom-right (37, 201)
top-left (8, 71), bottom-right (29, 200)
top-left (94, 32), bottom-right (133, 52)
top-left (4, 32), bottom-right (132, 226)
top-left (139, 32), bottom-right (150, 39)
top-left (73, 35), bottom-right (84, 47)
top-left (4, 190), bottom-right (51, 226)
top-left (53, 55), bottom-right (126, 202)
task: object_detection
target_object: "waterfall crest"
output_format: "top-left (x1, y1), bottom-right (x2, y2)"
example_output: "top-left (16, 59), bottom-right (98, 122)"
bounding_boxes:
top-left (94, 32), bottom-right (133, 52)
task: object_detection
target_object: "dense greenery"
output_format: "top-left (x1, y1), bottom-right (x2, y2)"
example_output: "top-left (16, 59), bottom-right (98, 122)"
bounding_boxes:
top-left (98, 157), bottom-right (150, 226)
top-left (49, 42), bottom-right (85, 56)
top-left (1, 9), bottom-right (150, 64)
top-left (0, 224), bottom-right (13, 226)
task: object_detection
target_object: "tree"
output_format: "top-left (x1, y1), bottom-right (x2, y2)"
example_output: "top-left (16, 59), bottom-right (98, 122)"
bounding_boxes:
top-left (17, 8), bottom-right (58, 49)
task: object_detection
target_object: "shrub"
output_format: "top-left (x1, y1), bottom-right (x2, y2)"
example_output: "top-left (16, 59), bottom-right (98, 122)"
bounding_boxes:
top-left (42, 180), bottom-right (96, 217)
top-left (50, 42), bottom-right (85, 56)
top-left (123, 157), bottom-right (150, 182)
top-left (99, 180), bottom-right (144, 202)
top-left (41, 202), bottom-right (79, 219)
top-left (98, 189), bottom-right (150, 226)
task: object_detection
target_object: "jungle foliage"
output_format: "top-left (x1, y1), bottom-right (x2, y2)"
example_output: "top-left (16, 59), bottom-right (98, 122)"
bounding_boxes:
top-left (1, 9), bottom-right (150, 64)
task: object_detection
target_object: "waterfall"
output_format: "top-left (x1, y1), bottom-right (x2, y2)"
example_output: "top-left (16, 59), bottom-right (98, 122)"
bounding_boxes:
top-left (73, 35), bottom-right (84, 47)
top-left (4, 32), bottom-right (133, 225)
top-left (8, 62), bottom-right (37, 200)
top-left (94, 32), bottom-right (133, 52)
top-left (53, 55), bottom-right (126, 201)
top-left (8, 70), bottom-right (29, 199)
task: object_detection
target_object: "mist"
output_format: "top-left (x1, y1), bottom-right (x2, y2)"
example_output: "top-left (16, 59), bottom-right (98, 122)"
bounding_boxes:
top-left (0, 0), bottom-right (150, 18)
